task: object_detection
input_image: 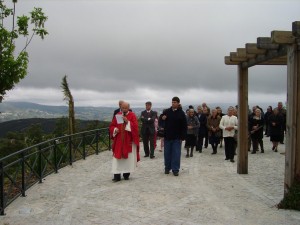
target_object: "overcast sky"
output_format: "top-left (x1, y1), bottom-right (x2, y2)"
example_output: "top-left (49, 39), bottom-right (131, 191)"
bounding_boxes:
top-left (4, 0), bottom-right (299, 108)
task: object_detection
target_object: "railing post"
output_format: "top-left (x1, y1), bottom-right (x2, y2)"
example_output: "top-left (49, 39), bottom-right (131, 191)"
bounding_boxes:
top-left (83, 133), bottom-right (86, 160)
top-left (108, 128), bottom-right (111, 151)
top-left (53, 140), bottom-right (58, 173)
top-left (0, 161), bottom-right (5, 215)
top-left (21, 152), bottom-right (26, 196)
top-left (38, 146), bottom-right (43, 183)
top-left (68, 136), bottom-right (73, 165)
top-left (96, 130), bottom-right (99, 155)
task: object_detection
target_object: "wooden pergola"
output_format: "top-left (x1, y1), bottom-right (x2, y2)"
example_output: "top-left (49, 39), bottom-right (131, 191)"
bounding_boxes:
top-left (225, 21), bottom-right (300, 195)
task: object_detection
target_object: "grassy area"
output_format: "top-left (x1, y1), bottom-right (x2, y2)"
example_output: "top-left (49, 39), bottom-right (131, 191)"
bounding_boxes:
top-left (278, 177), bottom-right (300, 211)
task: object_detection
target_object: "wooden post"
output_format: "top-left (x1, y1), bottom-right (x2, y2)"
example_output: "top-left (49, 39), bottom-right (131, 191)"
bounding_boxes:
top-left (237, 64), bottom-right (248, 174)
top-left (285, 42), bottom-right (300, 194)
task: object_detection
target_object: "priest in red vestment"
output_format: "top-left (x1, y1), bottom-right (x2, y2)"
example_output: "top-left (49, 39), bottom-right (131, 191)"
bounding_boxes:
top-left (109, 102), bottom-right (140, 182)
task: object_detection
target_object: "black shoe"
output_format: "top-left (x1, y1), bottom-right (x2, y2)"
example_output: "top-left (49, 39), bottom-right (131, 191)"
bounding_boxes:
top-left (190, 154), bottom-right (193, 157)
top-left (199, 150), bottom-right (202, 153)
top-left (251, 151), bottom-right (256, 154)
top-left (165, 169), bottom-right (170, 174)
top-left (211, 152), bottom-right (216, 155)
top-left (261, 150), bottom-right (264, 153)
top-left (112, 174), bottom-right (121, 182)
top-left (144, 155), bottom-right (149, 157)
top-left (185, 154), bottom-right (189, 158)
top-left (230, 159), bottom-right (235, 163)
top-left (123, 173), bottom-right (130, 180)
top-left (274, 147), bottom-right (278, 152)
top-left (225, 158), bottom-right (229, 160)
top-left (280, 142), bottom-right (284, 144)
top-left (272, 146), bottom-right (275, 151)
top-left (150, 155), bottom-right (155, 159)
top-left (173, 172), bottom-right (179, 176)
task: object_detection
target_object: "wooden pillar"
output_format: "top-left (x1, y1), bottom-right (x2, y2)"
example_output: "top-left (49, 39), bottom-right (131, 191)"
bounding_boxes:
top-left (237, 64), bottom-right (249, 174)
top-left (285, 41), bottom-right (300, 194)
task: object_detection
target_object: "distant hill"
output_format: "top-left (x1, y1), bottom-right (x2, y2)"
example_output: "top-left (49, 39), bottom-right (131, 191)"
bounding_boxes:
top-left (0, 102), bottom-right (117, 122)
top-left (0, 118), bottom-right (109, 138)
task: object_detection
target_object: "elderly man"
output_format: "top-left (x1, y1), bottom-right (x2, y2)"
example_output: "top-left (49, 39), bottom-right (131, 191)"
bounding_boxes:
top-left (109, 102), bottom-right (140, 182)
top-left (219, 106), bottom-right (238, 162)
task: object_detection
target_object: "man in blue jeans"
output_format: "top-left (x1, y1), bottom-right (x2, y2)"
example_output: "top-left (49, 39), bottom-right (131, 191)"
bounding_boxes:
top-left (162, 97), bottom-right (187, 176)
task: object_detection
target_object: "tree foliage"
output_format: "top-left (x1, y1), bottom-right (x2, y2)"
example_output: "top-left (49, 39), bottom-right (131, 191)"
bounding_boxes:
top-left (61, 75), bottom-right (76, 135)
top-left (0, 0), bottom-right (48, 101)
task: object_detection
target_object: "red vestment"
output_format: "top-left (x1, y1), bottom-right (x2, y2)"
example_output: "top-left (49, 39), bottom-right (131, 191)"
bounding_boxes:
top-left (109, 111), bottom-right (140, 161)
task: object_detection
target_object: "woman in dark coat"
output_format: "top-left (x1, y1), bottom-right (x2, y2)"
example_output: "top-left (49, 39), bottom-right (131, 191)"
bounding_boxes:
top-left (268, 108), bottom-right (284, 152)
top-left (264, 106), bottom-right (273, 136)
top-left (249, 108), bottom-right (264, 154)
top-left (185, 109), bottom-right (200, 157)
top-left (196, 106), bottom-right (207, 153)
top-left (207, 109), bottom-right (221, 154)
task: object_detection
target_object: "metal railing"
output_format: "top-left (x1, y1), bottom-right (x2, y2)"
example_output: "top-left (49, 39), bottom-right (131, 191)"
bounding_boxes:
top-left (0, 128), bottom-right (111, 215)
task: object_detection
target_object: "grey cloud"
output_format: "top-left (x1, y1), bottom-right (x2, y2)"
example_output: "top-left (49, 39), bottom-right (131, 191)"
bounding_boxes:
top-left (11, 0), bottom-right (298, 105)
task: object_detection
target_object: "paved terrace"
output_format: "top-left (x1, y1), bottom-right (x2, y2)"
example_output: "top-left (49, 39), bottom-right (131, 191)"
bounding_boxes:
top-left (1, 136), bottom-right (300, 225)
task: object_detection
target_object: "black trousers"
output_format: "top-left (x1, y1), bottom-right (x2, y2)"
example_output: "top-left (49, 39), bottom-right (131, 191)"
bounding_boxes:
top-left (142, 130), bottom-right (155, 156)
top-left (197, 134), bottom-right (204, 150)
top-left (224, 137), bottom-right (235, 160)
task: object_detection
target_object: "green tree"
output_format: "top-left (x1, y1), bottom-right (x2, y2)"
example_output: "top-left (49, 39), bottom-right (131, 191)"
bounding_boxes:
top-left (24, 123), bottom-right (44, 146)
top-left (0, 0), bottom-right (48, 102)
top-left (53, 116), bottom-right (68, 137)
top-left (61, 75), bottom-right (75, 135)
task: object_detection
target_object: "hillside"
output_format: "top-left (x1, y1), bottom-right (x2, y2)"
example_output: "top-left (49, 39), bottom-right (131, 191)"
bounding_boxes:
top-left (0, 118), bottom-right (109, 138)
top-left (0, 102), bottom-right (116, 122)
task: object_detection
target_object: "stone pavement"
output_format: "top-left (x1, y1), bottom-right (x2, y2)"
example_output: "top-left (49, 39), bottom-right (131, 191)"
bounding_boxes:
top-left (1, 136), bottom-right (300, 225)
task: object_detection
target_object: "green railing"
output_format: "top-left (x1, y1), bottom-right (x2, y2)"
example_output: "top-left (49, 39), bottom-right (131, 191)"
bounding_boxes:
top-left (0, 128), bottom-right (110, 215)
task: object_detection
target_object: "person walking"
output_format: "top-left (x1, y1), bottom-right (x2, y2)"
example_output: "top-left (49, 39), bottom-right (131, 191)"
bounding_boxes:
top-left (249, 108), bottom-right (265, 154)
top-left (157, 110), bottom-right (167, 152)
top-left (219, 106), bottom-right (238, 162)
top-left (140, 101), bottom-right (157, 159)
top-left (275, 102), bottom-right (286, 144)
top-left (207, 109), bottom-right (221, 154)
top-left (185, 109), bottom-right (199, 157)
top-left (264, 106), bottom-right (273, 137)
top-left (216, 106), bottom-right (225, 148)
top-left (162, 97), bottom-right (187, 176)
top-left (109, 102), bottom-right (140, 182)
top-left (196, 106), bottom-right (207, 153)
top-left (269, 108), bottom-right (284, 152)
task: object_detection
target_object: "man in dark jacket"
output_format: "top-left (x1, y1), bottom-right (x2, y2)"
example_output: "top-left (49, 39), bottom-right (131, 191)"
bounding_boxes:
top-left (162, 97), bottom-right (187, 176)
top-left (196, 106), bottom-right (207, 153)
top-left (140, 101), bottom-right (157, 158)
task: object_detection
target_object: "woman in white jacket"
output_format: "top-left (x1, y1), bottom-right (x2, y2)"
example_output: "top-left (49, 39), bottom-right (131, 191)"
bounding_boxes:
top-left (219, 106), bottom-right (238, 162)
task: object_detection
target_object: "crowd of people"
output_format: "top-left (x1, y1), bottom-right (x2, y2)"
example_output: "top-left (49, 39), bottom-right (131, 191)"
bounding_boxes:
top-left (109, 98), bottom-right (286, 182)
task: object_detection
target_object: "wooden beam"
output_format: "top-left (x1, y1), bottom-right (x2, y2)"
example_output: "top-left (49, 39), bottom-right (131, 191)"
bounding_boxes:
top-left (285, 43), bottom-right (300, 195)
top-left (257, 37), bottom-right (279, 50)
top-left (271, 31), bottom-right (294, 44)
top-left (225, 56), bottom-right (240, 65)
top-left (230, 52), bottom-right (247, 62)
top-left (246, 43), bottom-right (266, 54)
top-left (242, 46), bottom-right (287, 68)
top-left (292, 21), bottom-right (300, 37)
top-left (237, 65), bottom-right (248, 174)
top-left (237, 48), bottom-right (247, 57)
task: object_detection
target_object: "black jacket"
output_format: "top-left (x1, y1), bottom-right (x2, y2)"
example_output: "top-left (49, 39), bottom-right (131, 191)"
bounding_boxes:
top-left (140, 110), bottom-right (157, 135)
top-left (164, 107), bottom-right (187, 140)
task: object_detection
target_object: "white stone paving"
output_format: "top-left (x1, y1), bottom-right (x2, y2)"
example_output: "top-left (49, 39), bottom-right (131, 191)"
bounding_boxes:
top-left (1, 136), bottom-right (300, 225)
